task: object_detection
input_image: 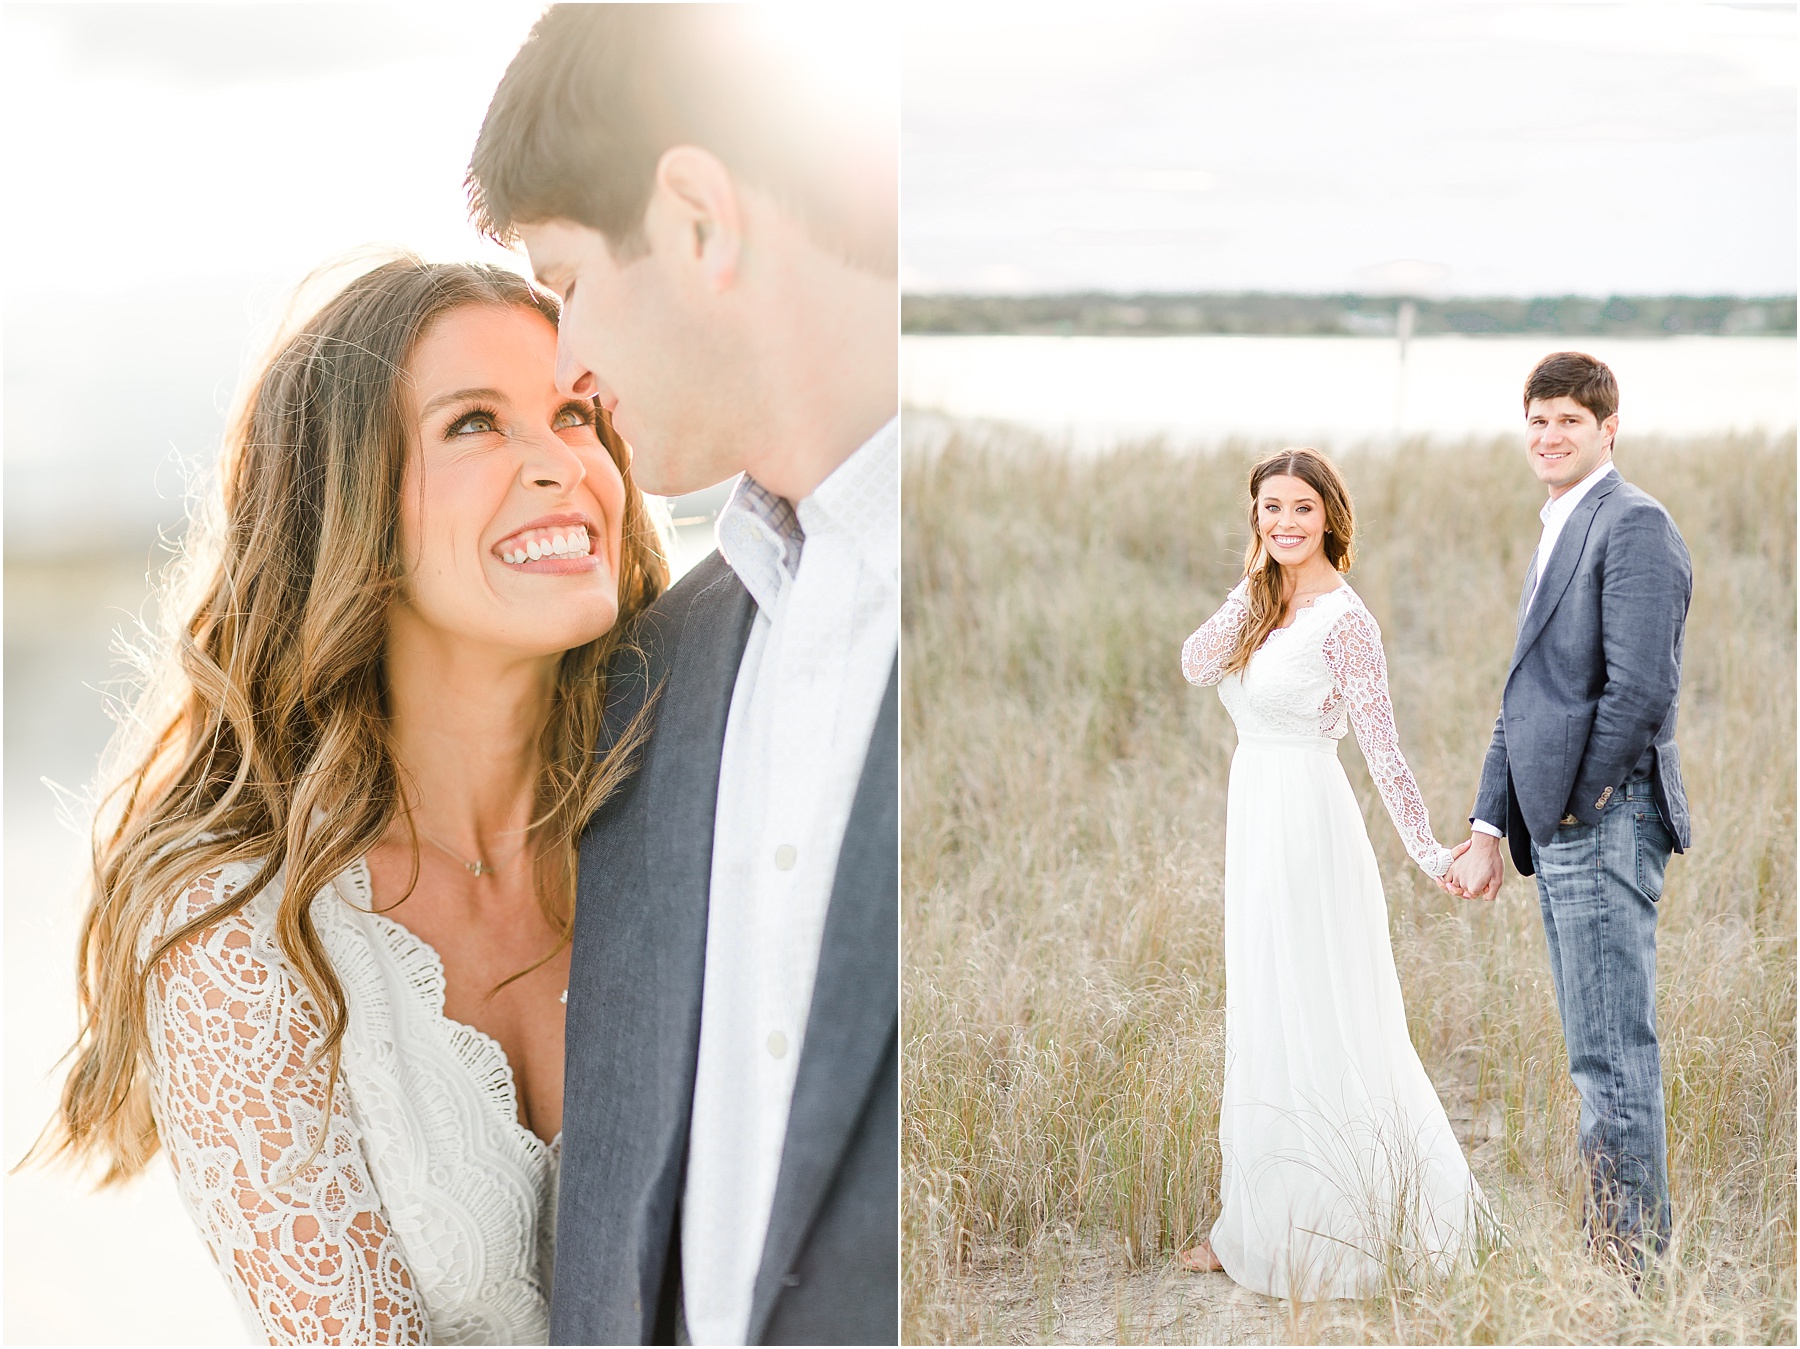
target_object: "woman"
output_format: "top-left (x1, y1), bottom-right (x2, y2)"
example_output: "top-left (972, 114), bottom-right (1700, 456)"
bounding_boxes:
top-left (1178, 448), bottom-right (1488, 1299)
top-left (47, 258), bottom-right (666, 1343)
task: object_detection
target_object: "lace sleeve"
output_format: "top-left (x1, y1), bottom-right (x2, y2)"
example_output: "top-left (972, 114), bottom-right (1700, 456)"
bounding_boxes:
top-left (1322, 608), bottom-right (1453, 878)
top-left (1181, 579), bottom-right (1251, 686)
top-left (145, 872), bottom-right (428, 1345)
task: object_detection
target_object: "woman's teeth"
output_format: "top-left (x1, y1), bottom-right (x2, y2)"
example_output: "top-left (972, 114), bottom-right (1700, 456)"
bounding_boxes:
top-left (500, 525), bottom-right (589, 565)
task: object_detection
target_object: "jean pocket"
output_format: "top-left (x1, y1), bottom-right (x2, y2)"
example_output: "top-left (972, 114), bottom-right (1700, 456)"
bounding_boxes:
top-left (1634, 808), bottom-right (1672, 901)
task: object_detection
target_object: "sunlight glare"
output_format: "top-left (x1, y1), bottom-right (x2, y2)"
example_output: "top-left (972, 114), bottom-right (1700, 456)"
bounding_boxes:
top-left (739, 3), bottom-right (898, 128)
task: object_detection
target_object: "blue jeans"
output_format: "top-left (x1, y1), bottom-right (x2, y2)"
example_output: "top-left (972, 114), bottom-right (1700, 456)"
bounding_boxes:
top-left (1529, 779), bottom-right (1672, 1253)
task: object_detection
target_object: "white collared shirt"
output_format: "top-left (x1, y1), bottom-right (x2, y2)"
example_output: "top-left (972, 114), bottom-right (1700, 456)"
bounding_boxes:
top-left (1525, 457), bottom-right (1617, 612)
top-left (1473, 457), bottom-right (1617, 838)
top-left (681, 417), bottom-right (899, 1345)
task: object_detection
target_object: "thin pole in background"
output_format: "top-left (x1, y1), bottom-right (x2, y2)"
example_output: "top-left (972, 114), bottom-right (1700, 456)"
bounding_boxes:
top-left (1393, 298), bottom-right (1417, 441)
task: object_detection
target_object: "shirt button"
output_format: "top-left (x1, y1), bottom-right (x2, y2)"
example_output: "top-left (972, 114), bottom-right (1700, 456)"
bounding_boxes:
top-left (774, 844), bottom-right (797, 871)
top-left (767, 1031), bottom-right (789, 1059)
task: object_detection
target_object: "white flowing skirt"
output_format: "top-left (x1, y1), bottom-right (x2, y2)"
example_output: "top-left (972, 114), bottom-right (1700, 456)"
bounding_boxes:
top-left (1209, 732), bottom-right (1487, 1299)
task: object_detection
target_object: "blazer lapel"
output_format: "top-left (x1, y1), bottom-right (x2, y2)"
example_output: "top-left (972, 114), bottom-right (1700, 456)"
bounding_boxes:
top-left (1510, 473), bottom-right (1619, 668)
top-left (1514, 554), bottom-right (1538, 632)
top-left (639, 563), bottom-right (757, 919)
top-left (623, 557), bottom-right (755, 1328)
top-left (746, 659), bottom-right (899, 1342)
top-left (558, 552), bottom-right (757, 1345)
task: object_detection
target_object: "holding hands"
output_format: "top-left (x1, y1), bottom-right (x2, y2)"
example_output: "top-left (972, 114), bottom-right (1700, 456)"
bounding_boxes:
top-left (1438, 833), bottom-right (1504, 901)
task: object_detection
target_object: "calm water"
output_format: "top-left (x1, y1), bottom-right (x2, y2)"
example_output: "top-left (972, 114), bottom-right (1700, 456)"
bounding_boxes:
top-left (902, 334), bottom-right (1797, 448)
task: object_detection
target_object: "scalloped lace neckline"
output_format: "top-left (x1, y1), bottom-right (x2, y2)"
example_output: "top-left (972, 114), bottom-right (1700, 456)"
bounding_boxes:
top-left (336, 856), bottom-right (561, 1153)
top-left (1271, 582), bottom-right (1353, 634)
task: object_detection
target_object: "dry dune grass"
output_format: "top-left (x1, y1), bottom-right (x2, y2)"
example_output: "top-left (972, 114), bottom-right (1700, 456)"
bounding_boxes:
top-left (901, 424), bottom-right (1796, 1344)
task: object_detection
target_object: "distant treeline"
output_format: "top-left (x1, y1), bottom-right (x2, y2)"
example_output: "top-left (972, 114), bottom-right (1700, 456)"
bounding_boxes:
top-left (902, 292), bottom-right (1797, 338)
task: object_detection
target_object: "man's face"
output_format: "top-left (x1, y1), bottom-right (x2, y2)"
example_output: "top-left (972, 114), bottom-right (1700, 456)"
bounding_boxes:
top-left (1525, 395), bottom-right (1617, 500)
top-left (519, 217), bottom-right (743, 497)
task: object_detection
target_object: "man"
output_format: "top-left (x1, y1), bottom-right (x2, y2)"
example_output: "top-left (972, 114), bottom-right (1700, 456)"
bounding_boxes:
top-left (1446, 351), bottom-right (1691, 1262)
top-left (467, 7), bottom-right (897, 1343)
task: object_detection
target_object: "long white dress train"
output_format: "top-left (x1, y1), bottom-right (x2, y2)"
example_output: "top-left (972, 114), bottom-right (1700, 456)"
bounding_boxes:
top-left (1182, 580), bottom-right (1488, 1299)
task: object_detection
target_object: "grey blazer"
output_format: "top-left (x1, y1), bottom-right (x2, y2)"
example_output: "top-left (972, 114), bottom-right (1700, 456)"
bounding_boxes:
top-left (550, 550), bottom-right (898, 1346)
top-left (1472, 469), bottom-right (1693, 877)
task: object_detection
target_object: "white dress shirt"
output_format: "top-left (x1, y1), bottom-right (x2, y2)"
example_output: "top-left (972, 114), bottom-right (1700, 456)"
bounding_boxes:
top-left (1473, 457), bottom-right (1618, 838)
top-left (680, 418), bottom-right (899, 1345)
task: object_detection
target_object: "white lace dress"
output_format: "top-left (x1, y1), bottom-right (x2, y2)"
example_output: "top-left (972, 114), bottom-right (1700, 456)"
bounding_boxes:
top-left (1181, 580), bottom-right (1486, 1299)
top-left (141, 857), bottom-right (558, 1344)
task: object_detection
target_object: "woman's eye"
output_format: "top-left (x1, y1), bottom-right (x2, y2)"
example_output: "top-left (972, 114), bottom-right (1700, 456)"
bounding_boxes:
top-left (553, 404), bottom-right (595, 431)
top-left (448, 411), bottom-right (498, 436)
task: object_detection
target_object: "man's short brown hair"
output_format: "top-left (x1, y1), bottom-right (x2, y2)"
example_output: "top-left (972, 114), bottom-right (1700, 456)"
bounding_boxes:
top-left (1523, 351), bottom-right (1619, 424)
top-left (467, 4), bottom-right (896, 275)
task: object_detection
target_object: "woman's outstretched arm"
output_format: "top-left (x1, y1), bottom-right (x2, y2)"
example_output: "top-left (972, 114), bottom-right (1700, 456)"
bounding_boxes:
top-left (1181, 579), bottom-right (1251, 687)
top-left (145, 871), bottom-right (427, 1345)
top-left (1324, 607), bottom-right (1453, 878)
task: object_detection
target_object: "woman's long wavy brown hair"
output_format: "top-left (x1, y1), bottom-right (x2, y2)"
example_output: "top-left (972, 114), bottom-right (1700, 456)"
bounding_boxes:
top-left (47, 256), bottom-right (668, 1184)
top-left (1224, 448), bottom-right (1356, 677)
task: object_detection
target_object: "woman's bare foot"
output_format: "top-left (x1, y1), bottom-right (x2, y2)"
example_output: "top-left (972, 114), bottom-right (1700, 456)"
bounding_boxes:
top-left (1178, 1239), bottom-right (1224, 1272)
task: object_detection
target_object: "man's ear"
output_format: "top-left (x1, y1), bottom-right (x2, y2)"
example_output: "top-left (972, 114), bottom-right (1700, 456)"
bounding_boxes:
top-left (649, 145), bottom-right (743, 291)
top-left (1601, 411), bottom-right (1619, 452)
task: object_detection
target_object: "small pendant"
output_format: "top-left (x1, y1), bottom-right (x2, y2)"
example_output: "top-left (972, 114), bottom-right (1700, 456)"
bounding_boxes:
top-left (466, 860), bottom-right (489, 877)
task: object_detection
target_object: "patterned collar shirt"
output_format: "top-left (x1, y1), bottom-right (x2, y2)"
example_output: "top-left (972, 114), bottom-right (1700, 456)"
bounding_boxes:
top-left (681, 416), bottom-right (899, 1345)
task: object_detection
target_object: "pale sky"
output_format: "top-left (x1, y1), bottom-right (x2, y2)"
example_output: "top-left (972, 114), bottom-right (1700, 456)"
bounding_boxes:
top-left (4, 2), bottom-right (544, 295)
top-left (903, 1), bottom-right (1797, 296)
top-left (2, 2), bottom-right (897, 551)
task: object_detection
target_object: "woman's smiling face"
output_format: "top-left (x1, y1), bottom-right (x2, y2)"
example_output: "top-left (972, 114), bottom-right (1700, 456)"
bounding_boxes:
top-left (397, 302), bottom-right (628, 658)
top-left (1255, 473), bottom-right (1327, 570)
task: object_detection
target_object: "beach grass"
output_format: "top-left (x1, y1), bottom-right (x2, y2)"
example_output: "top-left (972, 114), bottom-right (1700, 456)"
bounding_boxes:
top-left (901, 424), bottom-right (1796, 1344)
